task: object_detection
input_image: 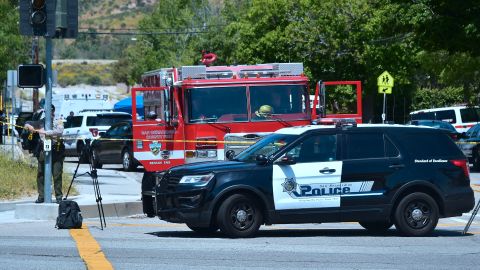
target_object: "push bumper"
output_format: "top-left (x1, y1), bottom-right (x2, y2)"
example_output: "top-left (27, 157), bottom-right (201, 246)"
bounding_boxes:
top-left (155, 188), bottom-right (213, 227)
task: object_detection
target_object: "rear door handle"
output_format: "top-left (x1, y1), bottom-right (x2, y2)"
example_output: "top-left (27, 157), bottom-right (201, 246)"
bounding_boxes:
top-left (389, 164), bottom-right (405, 169)
top-left (319, 168), bottom-right (336, 174)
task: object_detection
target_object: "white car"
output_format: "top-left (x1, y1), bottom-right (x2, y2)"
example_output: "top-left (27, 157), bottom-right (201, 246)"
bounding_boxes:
top-left (63, 111), bottom-right (132, 159)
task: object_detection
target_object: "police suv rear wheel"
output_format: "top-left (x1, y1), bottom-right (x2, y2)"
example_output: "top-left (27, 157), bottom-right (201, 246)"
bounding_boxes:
top-left (394, 192), bottom-right (439, 236)
top-left (216, 194), bottom-right (262, 238)
top-left (359, 221), bottom-right (393, 233)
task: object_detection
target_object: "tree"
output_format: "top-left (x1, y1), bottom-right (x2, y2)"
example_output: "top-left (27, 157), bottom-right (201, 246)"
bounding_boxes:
top-left (0, 0), bottom-right (30, 83)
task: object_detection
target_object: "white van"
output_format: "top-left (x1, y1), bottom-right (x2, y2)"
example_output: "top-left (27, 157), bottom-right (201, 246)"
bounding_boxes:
top-left (409, 105), bottom-right (480, 132)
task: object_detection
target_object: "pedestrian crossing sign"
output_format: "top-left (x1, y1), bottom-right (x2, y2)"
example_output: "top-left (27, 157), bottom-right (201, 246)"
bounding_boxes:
top-left (377, 71), bottom-right (394, 87)
top-left (377, 71), bottom-right (394, 94)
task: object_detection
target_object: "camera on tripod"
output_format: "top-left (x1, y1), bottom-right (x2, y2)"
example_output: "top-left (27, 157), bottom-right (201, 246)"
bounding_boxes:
top-left (64, 138), bottom-right (106, 229)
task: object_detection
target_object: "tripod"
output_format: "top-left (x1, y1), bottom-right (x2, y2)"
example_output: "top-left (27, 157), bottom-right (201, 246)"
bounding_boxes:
top-left (463, 198), bottom-right (480, 235)
top-left (65, 139), bottom-right (106, 229)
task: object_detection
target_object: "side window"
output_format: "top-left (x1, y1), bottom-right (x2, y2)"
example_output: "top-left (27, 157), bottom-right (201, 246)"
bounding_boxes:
top-left (106, 126), bottom-right (118, 137)
top-left (288, 134), bottom-right (337, 163)
top-left (70, 116), bottom-right (83, 128)
top-left (119, 125), bottom-right (129, 136)
top-left (86, 116), bottom-right (97, 126)
top-left (460, 107), bottom-right (480, 123)
top-left (346, 132), bottom-right (384, 159)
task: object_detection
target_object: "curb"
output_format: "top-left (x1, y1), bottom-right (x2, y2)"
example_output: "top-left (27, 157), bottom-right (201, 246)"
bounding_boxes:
top-left (14, 201), bottom-right (142, 220)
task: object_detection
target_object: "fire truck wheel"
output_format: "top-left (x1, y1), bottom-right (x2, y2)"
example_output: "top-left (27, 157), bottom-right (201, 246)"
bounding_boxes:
top-left (394, 192), bottom-right (439, 236)
top-left (92, 149), bottom-right (103, 169)
top-left (216, 194), bottom-right (263, 238)
top-left (358, 221), bottom-right (393, 233)
top-left (186, 223), bottom-right (218, 234)
top-left (122, 149), bottom-right (137, 171)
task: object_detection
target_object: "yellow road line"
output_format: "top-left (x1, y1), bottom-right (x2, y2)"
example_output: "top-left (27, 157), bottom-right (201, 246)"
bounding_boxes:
top-left (70, 225), bottom-right (114, 270)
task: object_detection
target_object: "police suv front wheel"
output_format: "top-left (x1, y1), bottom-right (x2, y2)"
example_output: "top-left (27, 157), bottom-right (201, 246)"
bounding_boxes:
top-left (216, 194), bottom-right (263, 238)
top-left (394, 192), bottom-right (439, 236)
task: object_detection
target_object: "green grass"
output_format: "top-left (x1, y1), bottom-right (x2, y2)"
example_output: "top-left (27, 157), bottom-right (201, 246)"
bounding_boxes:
top-left (0, 154), bottom-right (76, 200)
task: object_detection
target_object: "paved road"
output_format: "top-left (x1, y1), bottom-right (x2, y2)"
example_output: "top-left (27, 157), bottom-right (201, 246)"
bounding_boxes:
top-left (0, 166), bottom-right (478, 270)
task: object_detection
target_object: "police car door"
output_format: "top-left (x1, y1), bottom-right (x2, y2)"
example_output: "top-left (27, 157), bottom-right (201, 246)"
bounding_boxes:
top-left (340, 130), bottom-right (401, 221)
top-left (272, 132), bottom-right (341, 221)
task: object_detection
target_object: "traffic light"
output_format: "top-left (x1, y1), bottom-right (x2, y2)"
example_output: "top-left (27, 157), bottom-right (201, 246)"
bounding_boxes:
top-left (19, 0), bottom-right (56, 37)
top-left (54, 0), bottom-right (78, 39)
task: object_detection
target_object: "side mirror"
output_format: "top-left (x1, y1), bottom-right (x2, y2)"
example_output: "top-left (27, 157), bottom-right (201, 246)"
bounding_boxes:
top-left (275, 154), bottom-right (296, 165)
top-left (255, 154), bottom-right (268, 165)
top-left (226, 150), bottom-right (236, 160)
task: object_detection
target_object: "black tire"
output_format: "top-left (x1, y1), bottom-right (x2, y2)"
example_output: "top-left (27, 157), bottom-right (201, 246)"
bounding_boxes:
top-left (92, 149), bottom-right (103, 169)
top-left (122, 149), bottom-right (137, 171)
top-left (186, 223), bottom-right (218, 234)
top-left (394, 192), bottom-right (439, 236)
top-left (359, 221), bottom-right (393, 232)
top-left (142, 195), bottom-right (155, 218)
top-left (216, 194), bottom-right (262, 238)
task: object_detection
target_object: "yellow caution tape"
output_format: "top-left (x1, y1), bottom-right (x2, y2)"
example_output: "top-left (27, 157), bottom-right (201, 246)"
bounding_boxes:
top-left (0, 120), bottom-right (258, 145)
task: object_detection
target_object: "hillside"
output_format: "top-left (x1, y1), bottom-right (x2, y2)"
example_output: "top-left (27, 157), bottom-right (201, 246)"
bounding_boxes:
top-left (79, 0), bottom-right (159, 30)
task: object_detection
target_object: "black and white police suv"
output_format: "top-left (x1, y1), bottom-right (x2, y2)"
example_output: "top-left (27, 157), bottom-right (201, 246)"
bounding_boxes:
top-left (145, 123), bottom-right (475, 238)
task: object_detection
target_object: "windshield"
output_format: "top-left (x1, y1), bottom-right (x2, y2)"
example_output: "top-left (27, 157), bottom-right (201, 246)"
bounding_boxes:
top-left (250, 84), bottom-right (309, 122)
top-left (188, 86), bottom-right (248, 123)
top-left (235, 133), bottom-right (297, 162)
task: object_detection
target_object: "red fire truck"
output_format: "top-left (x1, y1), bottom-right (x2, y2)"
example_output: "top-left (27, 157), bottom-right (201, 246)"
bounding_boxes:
top-left (131, 63), bottom-right (362, 216)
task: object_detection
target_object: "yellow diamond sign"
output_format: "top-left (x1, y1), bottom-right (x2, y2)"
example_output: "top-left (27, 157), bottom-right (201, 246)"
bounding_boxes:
top-left (377, 71), bottom-right (394, 88)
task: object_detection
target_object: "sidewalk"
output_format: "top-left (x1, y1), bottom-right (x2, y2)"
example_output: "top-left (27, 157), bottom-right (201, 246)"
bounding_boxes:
top-left (0, 155), bottom-right (144, 222)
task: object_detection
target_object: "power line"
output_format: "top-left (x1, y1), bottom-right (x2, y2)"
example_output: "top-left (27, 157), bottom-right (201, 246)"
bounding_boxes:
top-left (78, 30), bottom-right (208, 36)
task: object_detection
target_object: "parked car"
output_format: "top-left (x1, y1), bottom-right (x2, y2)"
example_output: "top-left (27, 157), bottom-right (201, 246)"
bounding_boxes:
top-left (62, 111), bottom-right (132, 159)
top-left (410, 105), bottom-right (480, 133)
top-left (457, 123), bottom-right (480, 171)
top-left (90, 121), bottom-right (139, 171)
top-left (147, 122), bottom-right (474, 238)
top-left (407, 119), bottom-right (460, 141)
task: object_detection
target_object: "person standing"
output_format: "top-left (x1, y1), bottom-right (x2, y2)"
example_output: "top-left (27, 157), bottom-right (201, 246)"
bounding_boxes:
top-left (25, 105), bottom-right (65, 203)
top-left (65, 111), bottom-right (74, 128)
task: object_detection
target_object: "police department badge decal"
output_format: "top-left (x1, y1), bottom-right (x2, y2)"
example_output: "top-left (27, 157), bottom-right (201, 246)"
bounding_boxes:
top-left (149, 141), bottom-right (162, 156)
top-left (282, 177), bottom-right (297, 196)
